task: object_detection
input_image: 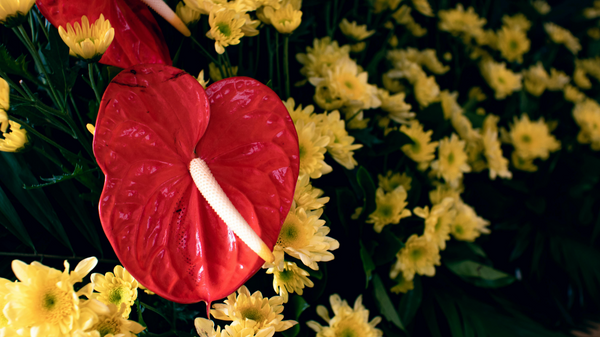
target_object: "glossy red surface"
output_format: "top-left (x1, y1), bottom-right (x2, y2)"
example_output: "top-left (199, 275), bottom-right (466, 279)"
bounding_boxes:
top-left (93, 64), bottom-right (299, 303)
top-left (36, 0), bottom-right (171, 68)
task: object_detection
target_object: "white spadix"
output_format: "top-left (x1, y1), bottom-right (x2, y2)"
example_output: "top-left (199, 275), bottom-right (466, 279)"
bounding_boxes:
top-left (189, 158), bottom-right (275, 263)
top-left (139, 0), bottom-right (192, 37)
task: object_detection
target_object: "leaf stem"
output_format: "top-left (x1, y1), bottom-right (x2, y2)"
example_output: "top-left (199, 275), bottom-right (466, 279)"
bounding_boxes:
top-left (88, 63), bottom-right (101, 104)
top-left (189, 36), bottom-right (219, 64)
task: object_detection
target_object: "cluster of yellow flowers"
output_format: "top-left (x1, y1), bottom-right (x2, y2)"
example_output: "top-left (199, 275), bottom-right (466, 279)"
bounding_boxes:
top-left (504, 114), bottom-right (561, 172)
top-left (196, 285), bottom-right (296, 337)
top-left (0, 257), bottom-right (145, 337)
top-left (0, 78), bottom-right (28, 152)
top-left (307, 294), bottom-right (383, 337)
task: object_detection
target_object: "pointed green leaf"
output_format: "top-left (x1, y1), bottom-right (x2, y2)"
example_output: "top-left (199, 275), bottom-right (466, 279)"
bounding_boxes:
top-left (398, 276), bottom-right (422, 326)
top-left (282, 296), bottom-right (310, 337)
top-left (372, 274), bottom-right (405, 331)
top-left (446, 260), bottom-right (516, 288)
top-left (356, 167), bottom-right (377, 218)
top-left (360, 240), bottom-right (376, 288)
top-left (0, 45), bottom-right (37, 83)
top-left (0, 185), bottom-right (35, 251)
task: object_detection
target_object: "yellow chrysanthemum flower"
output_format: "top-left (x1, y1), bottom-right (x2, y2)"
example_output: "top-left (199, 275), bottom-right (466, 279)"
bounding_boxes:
top-left (544, 22), bottom-right (581, 55)
top-left (313, 83), bottom-right (345, 111)
top-left (294, 174), bottom-right (329, 211)
top-left (400, 121), bottom-right (439, 167)
top-left (574, 66), bottom-right (591, 89)
top-left (378, 89), bottom-right (415, 124)
top-left (77, 301), bottom-right (145, 337)
top-left (373, 0), bottom-right (402, 13)
top-left (508, 114), bottom-right (560, 160)
top-left (414, 198), bottom-right (456, 250)
top-left (296, 119), bottom-right (332, 179)
top-left (196, 317), bottom-right (277, 337)
top-left (284, 97), bottom-right (315, 125)
top-left (316, 110), bottom-right (363, 170)
top-left (531, 0), bottom-right (550, 15)
top-left (0, 77), bottom-right (9, 133)
top-left (275, 206), bottom-right (339, 270)
top-left (0, 121), bottom-right (28, 152)
top-left (58, 15), bottom-right (115, 61)
top-left (349, 42), bottom-right (366, 53)
top-left (522, 62), bottom-right (549, 96)
top-left (176, 1), bottom-right (201, 25)
top-left (546, 68), bottom-right (570, 91)
top-left (482, 115), bottom-right (512, 180)
top-left (438, 4), bottom-right (486, 41)
top-left (564, 84), bottom-right (586, 103)
top-left (431, 134), bottom-right (471, 187)
top-left (208, 61), bottom-right (238, 82)
top-left (390, 273), bottom-right (414, 294)
top-left (429, 183), bottom-right (463, 205)
top-left (367, 186), bottom-right (412, 233)
top-left (4, 257), bottom-right (97, 336)
top-left (450, 202), bottom-right (490, 242)
top-left (414, 74), bottom-right (440, 108)
top-left (207, 9), bottom-right (245, 54)
top-left (90, 265), bottom-right (138, 318)
top-left (440, 90), bottom-right (462, 120)
top-left (297, 37), bottom-right (351, 79)
top-left (382, 71), bottom-right (404, 93)
top-left (266, 262), bottom-right (314, 303)
top-left (264, 3), bottom-right (302, 34)
top-left (197, 70), bottom-right (210, 89)
top-left (479, 58), bottom-right (523, 99)
top-left (502, 13), bottom-right (531, 32)
top-left (411, 0), bottom-right (434, 17)
top-left (307, 294), bottom-right (383, 337)
top-left (589, 28), bottom-right (600, 40)
top-left (392, 5), bottom-right (427, 37)
top-left (511, 151), bottom-right (538, 172)
top-left (390, 234), bottom-right (440, 281)
top-left (378, 171), bottom-right (412, 193)
top-left (339, 19), bottom-right (375, 41)
top-left (0, 0), bottom-right (35, 27)
top-left (211, 286), bottom-right (296, 334)
top-left (497, 26), bottom-right (530, 63)
top-left (573, 99), bottom-right (600, 150)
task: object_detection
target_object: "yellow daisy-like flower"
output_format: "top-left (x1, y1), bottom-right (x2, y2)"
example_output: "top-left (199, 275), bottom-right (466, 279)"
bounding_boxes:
top-left (275, 206), bottom-right (340, 270)
top-left (294, 174), bottom-right (329, 211)
top-left (411, 0), bottom-right (434, 17)
top-left (546, 68), bottom-right (570, 91)
top-left (197, 70), bottom-right (210, 89)
top-left (431, 134), bottom-right (471, 187)
top-left (77, 301), bottom-right (145, 337)
top-left (4, 257), bottom-right (97, 336)
top-left (392, 5), bottom-right (428, 37)
top-left (367, 186), bottom-right (412, 233)
top-left (208, 61), bottom-right (238, 82)
top-left (296, 37), bottom-right (351, 79)
top-left (307, 294), bottom-right (383, 337)
top-left (450, 202), bottom-right (490, 242)
top-left (502, 13), bottom-right (531, 32)
top-left (511, 151), bottom-right (538, 172)
top-left (266, 261), bottom-right (314, 303)
top-left (429, 183), bottom-right (463, 205)
top-left (497, 26), bottom-right (530, 63)
top-left (264, 3), bottom-right (302, 34)
top-left (400, 120), bottom-right (439, 167)
top-left (339, 19), bottom-right (375, 41)
top-left (207, 9), bottom-right (245, 54)
top-left (349, 42), bottom-right (366, 53)
top-left (211, 286), bottom-right (296, 334)
top-left (508, 114), bottom-right (560, 160)
top-left (382, 71), bottom-right (404, 93)
top-left (195, 317), bottom-right (276, 337)
top-left (296, 119), bottom-right (332, 179)
top-left (0, 77), bottom-right (9, 133)
top-left (284, 97), bottom-right (315, 125)
top-left (438, 4), bottom-right (486, 40)
top-left (413, 74), bottom-right (440, 108)
top-left (316, 110), bottom-right (363, 170)
top-left (573, 99), bottom-right (600, 150)
top-left (522, 62), bottom-right (549, 96)
top-left (573, 66), bottom-right (591, 90)
top-left (564, 84), bottom-right (586, 103)
top-left (479, 58), bottom-right (523, 100)
top-left (482, 115), bottom-right (512, 180)
top-left (90, 265), bottom-right (138, 318)
top-left (390, 234), bottom-right (440, 281)
top-left (58, 15), bottom-right (115, 61)
top-left (0, 0), bottom-right (35, 27)
top-left (0, 121), bottom-right (28, 152)
top-left (313, 83), bottom-right (344, 111)
top-left (390, 273), bottom-right (414, 294)
top-left (378, 171), bottom-right (412, 193)
top-left (544, 22), bottom-right (581, 55)
top-left (176, 1), bottom-right (201, 26)
top-left (468, 87), bottom-right (487, 102)
top-left (531, 0), bottom-right (550, 15)
top-left (413, 198), bottom-right (455, 250)
top-left (378, 89), bottom-right (415, 124)
top-left (440, 90), bottom-right (462, 120)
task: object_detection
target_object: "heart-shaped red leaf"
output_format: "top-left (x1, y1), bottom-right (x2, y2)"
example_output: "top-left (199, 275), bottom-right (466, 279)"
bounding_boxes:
top-left (37, 0), bottom-right (171, 68)
top-left (94, 64), bottom-right (298, 303)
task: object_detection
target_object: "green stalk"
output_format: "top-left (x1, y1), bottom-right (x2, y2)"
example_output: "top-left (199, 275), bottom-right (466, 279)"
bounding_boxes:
top-left (88, 63), bottom-right (102, 104)
top-left (283, 35), bottom-right (290, 99)
top-left (189, 36), bottom-right (219, 64)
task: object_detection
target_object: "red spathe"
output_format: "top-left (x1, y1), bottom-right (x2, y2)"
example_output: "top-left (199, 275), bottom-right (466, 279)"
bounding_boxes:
top-left (93, 64), bottom-right (299, 303)
top-left (36, 0), bottom-right (172, 68)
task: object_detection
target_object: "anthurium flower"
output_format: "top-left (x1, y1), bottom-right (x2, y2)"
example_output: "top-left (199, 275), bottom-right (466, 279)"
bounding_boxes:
top-left (93, 64), bottom-right (299, 304)
top-left (36, 0), bottom-right (172, 69)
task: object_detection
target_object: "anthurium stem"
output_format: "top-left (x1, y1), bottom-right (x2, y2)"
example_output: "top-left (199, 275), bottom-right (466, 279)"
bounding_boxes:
top-left (189, 158), bottom-right (275, 263)
top-left (88, 63), bottom-right (102, 104)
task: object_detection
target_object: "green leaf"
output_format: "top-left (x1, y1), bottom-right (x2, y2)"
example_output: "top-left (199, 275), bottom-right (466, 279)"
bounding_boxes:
top-left (0, 152), bottom-right (73, 252)
top-left (356, 167), bottom-right (377, 218)
top-left (445, 260), bottom-right (516, 288)
top-left (0, 185), bottom-right (35, 251)
top-left (349, 127), bottom-right (383, 148)
top-left (372, 227), bottom-right (403, 266)
top-left (433, 291), bottom-right (464, 337)
top-left (372, 274), bottom-right (405, 331)
top-left (281, 296), bottom-right (310, 337)
top-left (41, 26), bottom-right (70, 98)
top-left (0, 45), bottom-right (37, 83)
top-left (360, 240), bottom-right (376, 288)
top-left (335, 188), bottom-right (356, 237)
top-left (418, 103), bottom-right (444, 123)
top-left (23, 165), bottom-right (98, 189)
top-left (370, 131), bottom-right (413, 156)
top-left (398, 276), bottom-right (422, 327)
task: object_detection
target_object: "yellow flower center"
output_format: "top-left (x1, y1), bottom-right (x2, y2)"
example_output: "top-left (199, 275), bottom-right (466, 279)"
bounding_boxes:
top-left (521, 134), bottom-right (531, 143)
top-left (94, 317), bottom-right (122, 337)
top-left (277, 269), bottom-right (293, 282)
top-left (410, 248), bottom-right (423, 261)
top-left (240, 306), bottom-right (267, 322)
top-left (411, 140), bottom-right (421, 153)
top-left (509, 40), bottom-right (518, 50)
top-left (0, 312), bottom-right (8, 328)
top-left (447, 152), bottom-right (455, 164)
top-left (277, 214), bottom-right (309, 249)
top-left (217, 23), bottom-right (231, 37)
top-left (454, 224), bottom-right (464, 234)
top-left (498, 77), bottom-right (505, 84)
top-left (378, 205), bottom-right (393, 218)
top-left (108, 287), bottom-right (125, 305)
top-left (435, 218), bottom-right (443, 231)
top-left (37, 287), bottom-right (75, 325)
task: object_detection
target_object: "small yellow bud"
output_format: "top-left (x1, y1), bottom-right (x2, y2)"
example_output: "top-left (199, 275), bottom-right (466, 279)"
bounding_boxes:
top-left (86, 124), bottom-right (96, 135)
top-left (0, 121), bottom-right (28, 152)
top-left (176, 1), bottom-right (201, 26)
top-left (197, 70), bottom-right (209, 89)
top-left (58, 15), bottom-right (115, 61)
